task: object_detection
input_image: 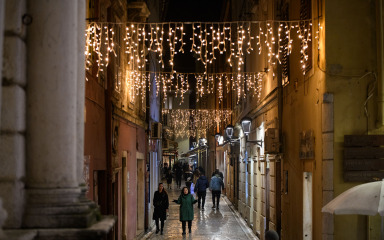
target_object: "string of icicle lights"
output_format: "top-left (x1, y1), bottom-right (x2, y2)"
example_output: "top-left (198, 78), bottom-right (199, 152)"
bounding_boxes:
top-left (162, 109), bottom-right (232, 139)
top-left (125, 70), bottom-right (264, 105)
top-left (85, 20), bottom-right (313, 77)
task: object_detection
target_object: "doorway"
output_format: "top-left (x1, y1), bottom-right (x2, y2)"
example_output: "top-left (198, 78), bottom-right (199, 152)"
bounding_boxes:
top-left (122, 152), bottom-right (127, 240)
top-left (303, 172), bottom-right (312, 240)
top-left (137, 157), bottom-right (145, 235)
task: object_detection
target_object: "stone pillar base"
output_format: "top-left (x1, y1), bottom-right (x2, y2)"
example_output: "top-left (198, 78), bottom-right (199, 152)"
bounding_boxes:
top-left (4, 216), bottom-right (115, 240)
top-left (23, 188), bottom-right (99, 228)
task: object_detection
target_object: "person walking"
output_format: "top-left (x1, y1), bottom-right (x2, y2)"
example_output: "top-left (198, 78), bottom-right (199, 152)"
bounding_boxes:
top-left (173, 187), bottom-right (197, 235)
top-left (184, 168), bottom-right (193, 190)
top-left (209, 173), bottom-right (225, 209)
top-left (212, 168), bottom-right (224, 180)
top-left (166, 169), bottom-right (173, 189)
top-left (152, 183), bottom-right (169, 235)
top-left (195, 171), bottom-right (209, 210)
top-left (175, 163), bottom-right (183, 189)
top-left (193, 168), bottom-right (200, 185)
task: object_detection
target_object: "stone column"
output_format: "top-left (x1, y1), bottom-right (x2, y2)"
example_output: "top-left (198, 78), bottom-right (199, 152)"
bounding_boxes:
top-left (0, 0), bottom-right (3, 116)
top-left (0, 0), bottom-right (6, 236)
top-left (0, 0), bottom-right (27, 229)
top-left (77, 0), bottom-right (86, 187)
top-left (24, 0), bottom-right (97, 228)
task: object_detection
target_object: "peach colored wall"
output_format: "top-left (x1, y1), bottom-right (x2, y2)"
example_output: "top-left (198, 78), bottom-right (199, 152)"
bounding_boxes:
top-left (84, 76), bottom-right (107, 202)
top-left (118, 120), bottom-right (146, 240)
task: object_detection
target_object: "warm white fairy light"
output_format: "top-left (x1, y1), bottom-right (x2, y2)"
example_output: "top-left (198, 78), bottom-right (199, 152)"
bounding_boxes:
top-left (85, 20), bottom-right (315, 104)
top-left (162, 109), bottom-right (232, 138)
top-left (124, 70), bottom-right (264, 104)
top-left (85, 20), bottom-right (312, 71)
top-left (122, 68), bottom-right (266, 105)
top-left (86, 20), bottom-right (313, 73)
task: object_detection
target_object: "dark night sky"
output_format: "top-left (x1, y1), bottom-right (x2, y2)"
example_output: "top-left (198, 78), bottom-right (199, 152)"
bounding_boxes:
top-left (162, 0), bottom-right (226, 113)
top-left (162, 0), bottom-right (227, 73)
top-left (162, 0), bottom-right (227, 143)
top-left (165, 0), bottom-right (225, 22)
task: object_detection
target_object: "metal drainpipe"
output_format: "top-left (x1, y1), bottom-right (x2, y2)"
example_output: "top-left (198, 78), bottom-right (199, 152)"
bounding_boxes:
top-left (377, 0), bottom-right (384, 127)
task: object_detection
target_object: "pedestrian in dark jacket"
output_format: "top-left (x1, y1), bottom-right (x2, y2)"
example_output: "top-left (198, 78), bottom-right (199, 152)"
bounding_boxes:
top-left (153, 183), bottom-right (169, 235)
top-left (166, 169), bottom-right (173, 189)
top-left (175, 164), bottom-right (183, 189)
top-left (210, 174), bottom-right (225, 209)
top-left (184, 169), bottom-right (193, 190)
top-left (195, 172), bottom-right (209, 210)
top-left (173, 187), bottom-right (197, 235)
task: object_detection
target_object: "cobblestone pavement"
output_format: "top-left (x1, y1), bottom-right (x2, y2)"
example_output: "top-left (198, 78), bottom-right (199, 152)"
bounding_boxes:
top-left (142, 181), bottom-right (258, 240)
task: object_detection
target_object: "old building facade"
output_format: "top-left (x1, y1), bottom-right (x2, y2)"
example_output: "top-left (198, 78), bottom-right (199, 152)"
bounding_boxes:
top-left (216, 0), bottom-right (384, 240)
top-left (1, 0), bottom-right (384, 240)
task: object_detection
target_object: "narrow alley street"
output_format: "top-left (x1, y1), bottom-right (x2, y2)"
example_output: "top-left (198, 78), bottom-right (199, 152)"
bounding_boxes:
top-left (142, 180), bottom-right (258, 240)
top-left (3, 1), bottom-right (384, 240)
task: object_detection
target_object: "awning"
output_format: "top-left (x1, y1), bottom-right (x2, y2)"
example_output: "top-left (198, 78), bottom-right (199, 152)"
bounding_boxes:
top-left (181, 145), bottom-right (208, 158)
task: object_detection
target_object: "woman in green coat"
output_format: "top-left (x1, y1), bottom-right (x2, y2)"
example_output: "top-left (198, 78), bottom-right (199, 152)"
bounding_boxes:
top-left (173, 186), bottom-right (197, 235)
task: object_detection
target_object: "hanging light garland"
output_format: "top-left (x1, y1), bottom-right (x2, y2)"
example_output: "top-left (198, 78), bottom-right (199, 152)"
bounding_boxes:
top-left (162, 109), bottom-right (232, 139)
top-left (124, 70), bottom-right (265, 104)
top-left (85, 20), bottom-right (313, 76)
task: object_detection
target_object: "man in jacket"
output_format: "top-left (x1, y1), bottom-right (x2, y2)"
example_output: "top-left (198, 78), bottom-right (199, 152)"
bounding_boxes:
top-left (212, 168), bottom-right (224, 180)
top-left (209, 173), bottom-right (224, 209)
top-left (195, 171), bottom-right (209, 210)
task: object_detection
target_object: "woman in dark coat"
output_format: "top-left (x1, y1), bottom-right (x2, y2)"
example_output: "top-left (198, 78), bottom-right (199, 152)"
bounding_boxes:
top-left (173, 186), bottom-right (197, 235)
top-left (153, 183), bottom-right (169, 235)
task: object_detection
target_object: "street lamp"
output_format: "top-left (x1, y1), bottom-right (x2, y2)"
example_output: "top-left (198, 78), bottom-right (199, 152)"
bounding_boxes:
top-left (225, 125), bottom-right (234, 139)
top-left (240, 117), bottom-right (263, 147)
top-left (215, 133), bottom-right (221, 142)
top-left (198, 137), bottom-right (207, 147)
top-left (241, 117), bottom-right (252, 136)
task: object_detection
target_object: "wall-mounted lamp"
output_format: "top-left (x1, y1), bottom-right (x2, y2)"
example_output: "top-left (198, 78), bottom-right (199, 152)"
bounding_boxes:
top-left (215, 125), bottom-right (239, 146)
top-left (241, 117), bottom-right (263, 147)
top-left (225, 125), bottom-right (234, 139)
top-left (198, 137), bottom-right (207, 147)
top-left (215, 133), bottom-right (221, 142)
top-left (241, 117), bottom-right (252, 135)
top-left (215, 133), bottom-right (225, 146)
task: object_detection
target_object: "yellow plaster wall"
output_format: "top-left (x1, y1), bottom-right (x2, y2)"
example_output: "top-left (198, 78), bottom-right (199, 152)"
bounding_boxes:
top-left (280, 0), bottom-right (325, 239)
top-left (325, 0), bottom-right (380, 239)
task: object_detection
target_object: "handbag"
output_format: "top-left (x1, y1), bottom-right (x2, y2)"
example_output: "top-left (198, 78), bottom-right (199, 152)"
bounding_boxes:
top-left (190, 182), bottom-right (195, 195)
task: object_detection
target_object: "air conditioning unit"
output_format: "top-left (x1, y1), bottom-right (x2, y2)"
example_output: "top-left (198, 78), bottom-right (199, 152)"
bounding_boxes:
top-left (151, 122), bottom-right (162, 139)
top-left (162, 139), bottom-right (169, 150)
top-left (265, 128), bottom-right (280, 153)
